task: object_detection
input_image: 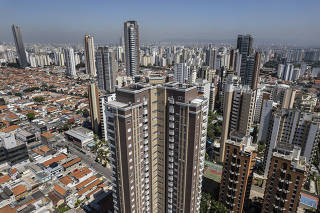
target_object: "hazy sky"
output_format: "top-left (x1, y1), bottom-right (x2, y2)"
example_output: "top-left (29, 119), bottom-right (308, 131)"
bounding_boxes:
top-left (1, 0), bottom-right (320, 46)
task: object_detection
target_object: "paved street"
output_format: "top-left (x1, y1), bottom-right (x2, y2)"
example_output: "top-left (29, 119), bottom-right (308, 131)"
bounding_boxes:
top-left (56, 134), bottom-right (112, 180)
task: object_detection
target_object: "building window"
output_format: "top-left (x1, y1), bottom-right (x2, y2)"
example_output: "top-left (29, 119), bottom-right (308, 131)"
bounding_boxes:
top-left (137, 98), bottom-right (140, 102)
top-left (128, 128), bottom-right (131, 132)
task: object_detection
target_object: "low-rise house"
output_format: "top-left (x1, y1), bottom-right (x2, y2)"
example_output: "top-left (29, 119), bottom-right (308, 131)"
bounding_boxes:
top-left (11, 184), bottom-right (27, 200)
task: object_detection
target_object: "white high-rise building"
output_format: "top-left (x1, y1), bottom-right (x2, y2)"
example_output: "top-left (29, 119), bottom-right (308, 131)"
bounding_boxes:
top-left (174, 63), bottom-right (188, 83)
top-left (64, 47), bottom-right (76, 77)
top-left (84, 35), bottom-right (96, 77)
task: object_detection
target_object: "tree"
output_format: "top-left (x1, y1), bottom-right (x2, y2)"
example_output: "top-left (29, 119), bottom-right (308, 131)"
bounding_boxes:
top-left (209, 200), bottom-right (229, 213)
top-left (26, 112), bottom-right (35, 121)
top-left (251, 126), bottom-right (259, 144)
top-left (33, 96), bottom-right (45, 103)
top-left (15, 92), bottom-right (22, 97)
top-left (82, 109), bottom-right (89, 118)
top-left (76, 62), bottom-right (85, 69)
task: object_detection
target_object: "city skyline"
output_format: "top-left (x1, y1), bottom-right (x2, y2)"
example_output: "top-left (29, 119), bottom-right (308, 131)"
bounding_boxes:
top-left (0, 0), bottom-right (320, 46)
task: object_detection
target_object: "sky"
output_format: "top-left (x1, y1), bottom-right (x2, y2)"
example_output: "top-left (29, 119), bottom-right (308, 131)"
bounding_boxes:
top-left (1, 0), bottom-right (320, 46)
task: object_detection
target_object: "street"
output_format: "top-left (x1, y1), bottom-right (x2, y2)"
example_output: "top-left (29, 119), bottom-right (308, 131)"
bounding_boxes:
top-left (56, 134), bottom-right (112, 180)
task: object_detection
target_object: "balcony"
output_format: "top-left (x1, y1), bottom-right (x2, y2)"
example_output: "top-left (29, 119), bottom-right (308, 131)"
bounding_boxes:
top-left (169, 116), bottom-right (174, 121)
top-left (168, 150), bottom-right (174, 156)
top-left (144, 125), bottom-right (148, 130)
top-left (143, 100), bottom-right (148, 106)
top-left (168, 157), bottom-right (174, 162)
top-left (169, 123), bottom-right (174, 129)
top-left (143, 109), bottom-right (148, 115)
top-left (144, 139), bottom-right (148, 145)
top-left (169, 130), bottom-right (174, 136)
top-left (169, 144), bottom-right (174, 150)
top-left (169, 107), bottom-right (174, 114)
top-left (169, 137), bottom-right (174, 142)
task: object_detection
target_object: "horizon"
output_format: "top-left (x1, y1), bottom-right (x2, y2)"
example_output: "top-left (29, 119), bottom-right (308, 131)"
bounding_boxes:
top-left (1, 0), bottom-right (320, 46)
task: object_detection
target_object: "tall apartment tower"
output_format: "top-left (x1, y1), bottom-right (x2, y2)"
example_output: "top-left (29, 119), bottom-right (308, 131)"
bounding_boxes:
top-left (103, 82), bottom-right (208, 213)
top-left (96, 47), bottom-right (117, 93)
top-left (240, 52), bottom-right (261, 90)
top-left (11, 24), bottom-right (28, 68)
top-left (219, 138), bottom-right (257, 213)
top-left (219, 83), bottom-right (256, 163)
top-left (88, 83), bottom-right (101, 135)
top-left (219, 82), bottom-right (234, 163)
top-left (64, 47), bottom-right (76, 77)
top-left (230, 86), bottom-right (256, 138)
top-left (263, 109), bottom-right (320, 177)
top-left (124, 21), bottom-right (140, 76)
top-left (237, 34), bottom-right (253, 56)
top-left (174, 63), bottom-right (189, 83)
top-left (237, 35), bottom-right (261, 89)
top-left (84, 35), bottom-right (96, 77)
top-left (262, 144), bottom-right (308, 213)
top-left (206, 48), bottom-right (217, 69)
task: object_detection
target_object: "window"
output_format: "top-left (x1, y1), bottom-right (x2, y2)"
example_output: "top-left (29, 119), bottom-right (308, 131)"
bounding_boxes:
top-left (178, 96), bottom-right (183, 100)
top-left (137, 97), bottom-right (140, 102)
top-left (128, 128), bottom-right (131, 132)
top-left (129, 151), bottom-right (132, 156)
top-left (127, 120), bottom-right (131, 124)
top-left (128, 143), bottom-right (132, 148)
top-left (128, 136), bottom-right (132, 140)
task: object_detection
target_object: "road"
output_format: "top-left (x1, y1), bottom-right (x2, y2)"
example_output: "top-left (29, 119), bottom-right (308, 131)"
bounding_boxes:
top-left (56, 134), bottom-right (113, 180)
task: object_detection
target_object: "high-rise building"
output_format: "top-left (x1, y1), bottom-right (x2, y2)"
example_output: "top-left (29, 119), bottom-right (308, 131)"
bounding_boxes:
top-left (257, 100), bottom-right (274, 143)
top-left (84, 35), bottom-right (96, 77)
top-left (206, 48), bottom-right (217, 69)
top-left (262, 144), bottom-right (308, 213)
top-left (64, 47), bottom-right (76, 77)
top-left (237, 34), bottom-right (253, 56)
top-left (240, 52), bottom-right (261, 90)
top-left (88, 83), bottom-right (101, 135)
top-left (219, 82), bottom-right (256, 163)
top-left (96, 47), bottom-right (117, 93)
top-left (271, 85), bottom-right (296, 109)
top-left (237, 35), bottom-right (261, 89)
top-left (124, 21), bottom-right (140, 76)
top-left (219, 81), bottom-right (234, 163)
top-left (11, 24), bottom-right (28, 68)
top-left (174, 63), bottom-right (189, 83)
top-left (103, 82), bottom-right (208, 213)
top-left (219, 137), bottom-right (257, 213)
top-left (229, 86), bottom-right (256, 138)
top-left (263, 109), bottom-right (320, 177)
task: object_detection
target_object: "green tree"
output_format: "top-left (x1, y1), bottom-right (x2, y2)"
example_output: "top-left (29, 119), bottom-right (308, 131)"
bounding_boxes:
top-left (33, 96), bottom-right (45, 103)
top-left (209, 200), bottom-right (228, 213)
top-left (251, 126), bottom-right (259, 144)
top-left (26, 112), bottom-right (35, 121)
top-left (15, 92), bottom-right (22, 97)
top-left (82, 109), bottom-right (89, 118)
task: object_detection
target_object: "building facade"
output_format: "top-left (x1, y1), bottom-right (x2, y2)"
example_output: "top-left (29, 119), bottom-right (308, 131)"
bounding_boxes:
top-left (84, 35), bottom-right (96, 77)
top-left (219, 138), bottom-right (257, 213)
top-left (96, 47), bottom-right (117, 93)
top-left (64, 47), bottom-right (76, 77)
top-left (124, 21), bottom-right (140, 76)
top-left (103, 82), bottom-right (208, 213)
top-left (262, 144), bottom-right (307, 213)
top-left (12, 25), bottom-right (28, 68)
